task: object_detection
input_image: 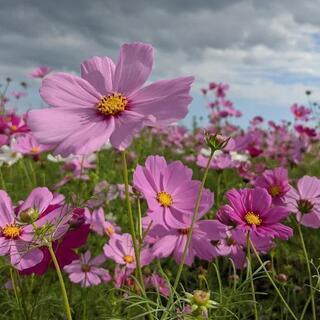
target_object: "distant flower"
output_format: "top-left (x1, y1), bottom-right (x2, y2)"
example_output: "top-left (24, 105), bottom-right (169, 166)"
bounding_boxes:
top-left (87, 181), bottom-right (118, 208)
top-left (254, 167), bottom-right (290, 205)
top-left (11, 91), bottom-right (27, 99)
top-left (29, 66), bottom-right (52, 79)
top-left (290, 104), bottom-right (311, 121)
top-left (13, 134), bottom-right (52, 155)
top-left (0, 145), bottom-right (22, 166)
top-left (133, 155), bottom-right (213, 228)
top-left (64, 250), bottom-right (111, 287)
top-left (285, 176), bottom-right (320, 228)
top-left (144, 273), bottom-right (170, 297)
top-left (217, 188), bottom-right (293, 240)
top-left (85, 207), bottom-right (120, 237)
top-left (103, 233), bottom-right (152, 269)
top-left (28, 42), bottom-right (194, 155)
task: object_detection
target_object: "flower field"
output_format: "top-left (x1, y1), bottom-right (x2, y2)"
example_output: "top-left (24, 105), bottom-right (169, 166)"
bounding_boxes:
top-left (0, 42), bottom-right (319, 320)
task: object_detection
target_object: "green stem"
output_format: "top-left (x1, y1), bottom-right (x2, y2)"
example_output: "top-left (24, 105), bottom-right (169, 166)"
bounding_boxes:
top-left (249, 238), bottom-right (298, 320)
top-left (296, 223), bottom-right (316, 320)
top-left (121, 151), bottom-right (144, 290)
top-left (121, 151), bottom-right (153, 320)
top-left (0, 167), bottom-right (6, 189)
top-left (10, 268), bottom-right (22, 317)
top-left (246, 233), bottom-right (259, 320)
top-left (161, 149), bottom-right (214, 320)
top-left (137, 197), bottom-right (143, 243)
top-left (48, 243), bottom-right (72, 320)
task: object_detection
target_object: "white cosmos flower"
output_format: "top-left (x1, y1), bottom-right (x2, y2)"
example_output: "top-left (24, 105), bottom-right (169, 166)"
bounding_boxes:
top-left (230, 151), bottom-right (249, 162)
top-left (47, 154), bottom-right (75, 163)
top-left (0, 145), bottom-right (22, 166)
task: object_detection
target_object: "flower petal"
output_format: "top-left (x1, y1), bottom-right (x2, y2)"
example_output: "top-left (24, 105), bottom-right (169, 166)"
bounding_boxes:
top-left (80, 56), bottom-right (115, 95)
top-left (113, 42), bottom-right (154, 95)
top-left (40, 72), bottom-right (100, 108)
top-left (131, 76), bottom-right (194, 126)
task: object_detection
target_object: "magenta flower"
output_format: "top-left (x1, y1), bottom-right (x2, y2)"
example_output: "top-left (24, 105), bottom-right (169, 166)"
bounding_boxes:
top-left (64, 250), bottom-right (111, 287)
top-left (29, 66), bottom-right (52, 79)
top-left (145, 273), bottom-right (170, 297)
top-left (290, 103), bottom-right (311, 121)
top-left (133, 155), bottom-right (213, 228)
top-left (148, 219), bottom-right (227, 266)
top-left (13, 134), bottom-right (52, 156)
top-left (217, 187), bottom-right (293, 240)
top-left (254, 167), bottom-right (290, 205)
top-left (85, 207), bottom-right (120, 237)
top-left (28, 42), bottom-right (194, 155)
top-left (285, 176), bottom-right (320, 228)
top-left (103, 233), bottom-right (152, 269)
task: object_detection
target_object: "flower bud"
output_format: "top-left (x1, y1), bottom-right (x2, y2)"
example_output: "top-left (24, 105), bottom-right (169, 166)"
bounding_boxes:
top-left (204, 132), bottom-right (230, 152)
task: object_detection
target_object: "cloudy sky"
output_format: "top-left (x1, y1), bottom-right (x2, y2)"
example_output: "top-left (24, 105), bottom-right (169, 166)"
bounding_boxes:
top-left (1, 0), bottom-right (320, 126)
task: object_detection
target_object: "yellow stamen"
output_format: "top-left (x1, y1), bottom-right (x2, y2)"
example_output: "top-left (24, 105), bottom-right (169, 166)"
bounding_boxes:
top-left (123, 255), bottom-right (134, 264)
top-left (2, 224), bottom-right (21, 239)
top-left (10, 125), bottom-right (17, 132)
top-left (30, 146), bottom-right (40, 154)
top-left (105, 226), bottom-right (114, 236)
top-left (97, 93), bottom-right (128, 116)
top-left (156, 191), bottom-right (173, 207)
top-left (244, 211), bottom-right (262, 226)
top-left (269, 185), bottom-right (282, 197)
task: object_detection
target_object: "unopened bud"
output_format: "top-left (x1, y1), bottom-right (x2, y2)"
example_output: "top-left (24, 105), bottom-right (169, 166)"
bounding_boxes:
top-left (276, 273), bottom-right (288, 283)
top-left (205, 132), bottom-right (230, 152)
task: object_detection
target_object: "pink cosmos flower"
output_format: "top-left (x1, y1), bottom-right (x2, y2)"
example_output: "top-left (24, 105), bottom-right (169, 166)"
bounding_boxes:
top-left (103, 233), bottom-right (152, 269)
top-left (84, 207), bottom-right (120, 237)
top-left (197, 153), bottom-right (234, 170)
top-left (28, 42), bottom-right (194, 155)
top-left (144, 273), bottom-right (170, 297)
top-left (86, 180), bottom-right (118, 208)
top-left (217, 187), bottom-right (293, 240)
top-left (215, 228), bottom-right (274, 268)
top-left (0, 187), bottom-right (71, 270)
top-left (148, 218), bottom-right (227, 266)
top-left (64, 250), bottom-right (111, 287)
top-left (133, 155), bottom-right (213, 228)
top-left (0, 190), bottom-right (43, 270)
top-left (253, 167), bottom-right (290, 205)
top-left (1, 113), bottom-right (29, 135)
top-left (11, 91), bottom-right (27, 100)
top-left (290, 104), bottom-right (311, 121)
top-left (29, 66), bottom-right (52, 79)
top-left (113, 265), bottom-right (133, 289)
top-left (285, 176), bottom-right (320, 228)
top-left (13, 133), bottom-right (52, 156)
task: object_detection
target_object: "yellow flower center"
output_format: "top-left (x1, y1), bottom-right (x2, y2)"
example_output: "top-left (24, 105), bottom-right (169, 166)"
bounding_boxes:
top-left (31, 146), bottom-right (40, 154)
top-left (269, 185), bottom-right (282, 197)
top-left (97, 93), bottom-right (128, 116)
top-left (2, 224), bottom-right (22, 239)
top-left (123, 255), bottom-right (134, 264)
top-left (244, 211), bottom-right (262, 226)
top-left (105, 226), bottom-right (114, 236)
top-left (10, 125), bottom-right (17, 132)
top-left (156, 191), bottom-right (173, 207)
